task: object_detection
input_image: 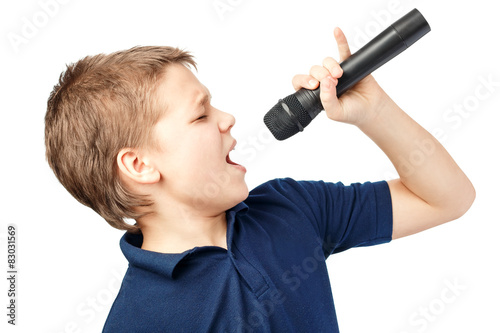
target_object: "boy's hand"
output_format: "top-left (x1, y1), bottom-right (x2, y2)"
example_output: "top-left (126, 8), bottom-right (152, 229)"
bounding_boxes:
top-left (292, 27), bottom-right (475, 240)
top-left (292, 27), bottom-right (389, 128)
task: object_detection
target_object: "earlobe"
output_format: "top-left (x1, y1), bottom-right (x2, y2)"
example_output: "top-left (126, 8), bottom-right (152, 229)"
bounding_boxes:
top-left (117, 149), bottom-right (160, 184)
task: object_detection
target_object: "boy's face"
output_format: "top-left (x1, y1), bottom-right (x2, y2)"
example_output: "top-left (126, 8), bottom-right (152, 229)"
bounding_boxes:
top-left (146, 64), bottom-right (248, 216)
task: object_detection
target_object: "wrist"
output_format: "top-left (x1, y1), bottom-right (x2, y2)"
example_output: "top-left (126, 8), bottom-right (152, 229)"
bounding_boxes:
top-left (356, 91), bottom-right (398, 132)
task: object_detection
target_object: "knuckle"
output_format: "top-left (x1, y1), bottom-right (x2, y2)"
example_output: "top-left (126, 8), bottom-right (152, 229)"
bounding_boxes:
top-left (322, 57), bottom-right (341, 75)
top-left (291, 74), bottom-right (302, 82)
top-left (309, 65), bottom-right (329, 80)
top-left (322, 57), bottom-right (337, 66)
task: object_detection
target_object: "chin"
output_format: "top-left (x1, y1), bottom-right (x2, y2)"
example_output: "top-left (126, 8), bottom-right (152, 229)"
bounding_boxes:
top-left (232, 180), bottom-right (250, 203)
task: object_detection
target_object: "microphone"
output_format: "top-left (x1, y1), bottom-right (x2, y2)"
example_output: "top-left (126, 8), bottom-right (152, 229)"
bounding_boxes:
top-left (264, 8), bottom-right (431, 141)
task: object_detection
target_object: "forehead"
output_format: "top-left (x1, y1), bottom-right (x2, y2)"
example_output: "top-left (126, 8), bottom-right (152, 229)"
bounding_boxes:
top-left (155, 64), bottom-right (208, 112)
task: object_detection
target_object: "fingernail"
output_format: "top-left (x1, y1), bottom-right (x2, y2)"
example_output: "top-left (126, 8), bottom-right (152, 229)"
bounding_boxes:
top-left (309, 79), bottom-right (318, 88)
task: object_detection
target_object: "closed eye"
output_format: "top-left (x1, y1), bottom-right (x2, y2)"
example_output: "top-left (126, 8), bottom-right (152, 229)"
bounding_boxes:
top-left (196, 115), bottom-right (208, 121)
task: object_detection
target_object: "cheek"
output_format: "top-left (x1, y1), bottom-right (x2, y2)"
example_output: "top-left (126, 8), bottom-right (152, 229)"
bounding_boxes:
top-left (177, 134), bottom-right (222, 175)
top-left (191, 129), bottom-right (221, 162)
top-left (159, 124), bottom-right (223, 182)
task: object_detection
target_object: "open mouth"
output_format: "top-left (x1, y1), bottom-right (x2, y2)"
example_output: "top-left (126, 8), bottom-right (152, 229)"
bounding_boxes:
top-left (225, 140), bottom-right (246, 172)
top-left (226, 141), bottom-right (239, 166)
top-left (226, 153), bottom-right (239, 166)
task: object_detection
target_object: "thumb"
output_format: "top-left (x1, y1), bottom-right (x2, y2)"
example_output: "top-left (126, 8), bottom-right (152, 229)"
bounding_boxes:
top-left (320, 76), bottom-right (342, 120)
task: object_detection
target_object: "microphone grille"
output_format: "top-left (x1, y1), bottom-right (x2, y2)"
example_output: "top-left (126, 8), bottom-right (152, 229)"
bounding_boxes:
top-left (264, 93), bottom-right (312, 141)
top-left (264, 103), bottom-right (299, 141)
top-left (283, 93), bottom-right (312, 128)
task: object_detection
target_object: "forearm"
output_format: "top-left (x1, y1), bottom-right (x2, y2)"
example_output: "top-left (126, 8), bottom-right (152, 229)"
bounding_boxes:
top-left (358, 93), bottom-right (475, 214)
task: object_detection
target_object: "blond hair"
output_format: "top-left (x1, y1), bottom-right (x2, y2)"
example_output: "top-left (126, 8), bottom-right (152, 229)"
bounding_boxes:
top-left (45, 46), bottom-right (196, 233)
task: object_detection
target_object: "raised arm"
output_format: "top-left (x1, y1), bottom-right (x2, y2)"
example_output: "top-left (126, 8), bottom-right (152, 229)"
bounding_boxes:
top-left (292, 28), bottom-right (475, 239)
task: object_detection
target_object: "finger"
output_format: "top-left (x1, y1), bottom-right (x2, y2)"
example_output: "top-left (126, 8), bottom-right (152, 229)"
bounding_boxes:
top-left (322, 57), bottom-right (343, 79)
top-left (334, 27), bottom-right (351, 62)
top-left (319, 75), bottom-right (342, 120)
top-left (309, 65), bottom-right (334, 83)
top-left (292, 74), bottom-right (319, 91)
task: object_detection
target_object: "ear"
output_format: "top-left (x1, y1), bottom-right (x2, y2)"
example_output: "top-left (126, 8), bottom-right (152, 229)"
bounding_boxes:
top-left (117, 148), bottom-right (160, 184)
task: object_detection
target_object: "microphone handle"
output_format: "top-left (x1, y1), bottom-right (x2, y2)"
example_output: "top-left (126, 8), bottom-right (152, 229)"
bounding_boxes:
top-left (296, 8), bottom-right (430, 120)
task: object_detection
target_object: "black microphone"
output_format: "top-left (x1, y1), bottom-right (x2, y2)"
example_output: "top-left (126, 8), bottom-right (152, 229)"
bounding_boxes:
top-left (264, 8), bottom-right (431, 141)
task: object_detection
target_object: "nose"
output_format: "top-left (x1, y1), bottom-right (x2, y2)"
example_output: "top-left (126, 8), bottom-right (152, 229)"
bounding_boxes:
top-left (217, 108), bottom-right (235, 133)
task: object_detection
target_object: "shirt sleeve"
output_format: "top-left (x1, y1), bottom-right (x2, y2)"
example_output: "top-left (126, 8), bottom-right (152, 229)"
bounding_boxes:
top-left (254, 178), bottom-right (393, 258)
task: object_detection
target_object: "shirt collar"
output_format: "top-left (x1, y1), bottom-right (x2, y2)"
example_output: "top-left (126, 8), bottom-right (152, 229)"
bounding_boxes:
top-left (120, 201), bottom-right (249, 279)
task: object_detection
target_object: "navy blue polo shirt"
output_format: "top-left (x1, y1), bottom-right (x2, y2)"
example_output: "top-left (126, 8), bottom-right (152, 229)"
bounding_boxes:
top-left (103, 178), bottom-right (393, 332)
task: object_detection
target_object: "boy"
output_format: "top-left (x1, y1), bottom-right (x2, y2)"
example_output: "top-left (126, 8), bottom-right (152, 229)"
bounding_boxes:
top-left (45, 28), bottom-right (475, 332)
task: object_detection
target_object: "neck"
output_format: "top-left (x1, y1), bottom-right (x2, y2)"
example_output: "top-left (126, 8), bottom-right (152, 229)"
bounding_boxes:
top-left (138, 207), bottom-right (228, 254)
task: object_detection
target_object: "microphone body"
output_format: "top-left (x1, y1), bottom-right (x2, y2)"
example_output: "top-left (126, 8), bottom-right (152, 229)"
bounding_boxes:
top-left (264, 8), bottom-right (431, 141)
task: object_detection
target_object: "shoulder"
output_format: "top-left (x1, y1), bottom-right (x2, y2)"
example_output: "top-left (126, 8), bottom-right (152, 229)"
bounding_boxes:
top-left (248, 177), bottom-right (345, 201)
top-left (247, 177), bottom-right (390, 207)
top-left (241, 177), bottom-right (347, 234)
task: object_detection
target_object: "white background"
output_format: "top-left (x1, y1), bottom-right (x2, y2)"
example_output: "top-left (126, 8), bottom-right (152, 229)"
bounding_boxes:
top-left (1, 0), bottom-right (499, 332)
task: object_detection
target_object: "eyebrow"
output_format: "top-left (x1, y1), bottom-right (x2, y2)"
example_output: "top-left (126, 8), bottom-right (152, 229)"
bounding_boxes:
top-left (193, 88), bottom-right (212, 109)
top-left (196, 94), bottom-right (210, 108)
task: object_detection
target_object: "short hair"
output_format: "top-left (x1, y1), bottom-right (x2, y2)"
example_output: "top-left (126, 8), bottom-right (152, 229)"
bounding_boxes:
top-left (45, 46), bottom-right (196, 233)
